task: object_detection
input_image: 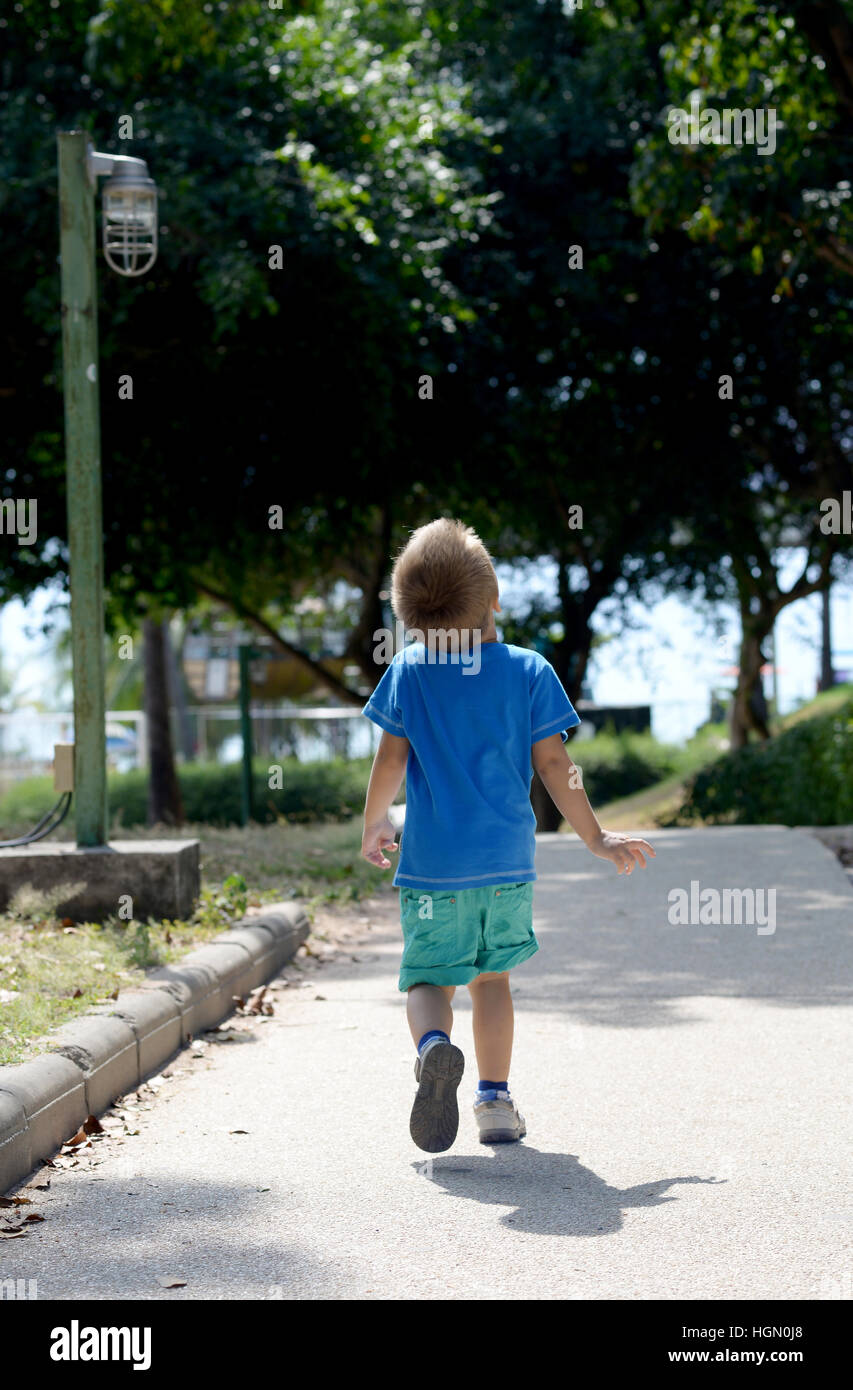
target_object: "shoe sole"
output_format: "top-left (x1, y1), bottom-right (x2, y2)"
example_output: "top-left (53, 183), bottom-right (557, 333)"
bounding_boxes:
top-left (410, 1043), bottom-right (465, 1153)
top-left (478, 1127), bottom-right (526, 1144)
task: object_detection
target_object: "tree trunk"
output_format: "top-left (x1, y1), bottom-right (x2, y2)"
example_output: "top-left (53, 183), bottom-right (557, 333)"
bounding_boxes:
top-left (819, 583), bottom-right (834, 691)
top-left (345, 502), bottom-right (393, 687)
top-left (729, 613), bottom-right (773, 750)
top-left (143, 616), bottom-right (184, 826)
top-left (531, 567), bottom-right (596, 831)
top-left (164, 618), bottom-right (196, 762)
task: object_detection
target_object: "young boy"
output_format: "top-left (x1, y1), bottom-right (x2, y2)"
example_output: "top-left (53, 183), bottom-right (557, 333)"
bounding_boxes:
top-left (361, 518), bottom-right (654, 1153)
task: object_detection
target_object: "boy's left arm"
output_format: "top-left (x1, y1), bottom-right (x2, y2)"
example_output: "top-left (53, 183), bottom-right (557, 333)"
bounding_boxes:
top-left (532, 734), bottom-right (655, 874)
top-left (361, 730), bottom-right (410, 868)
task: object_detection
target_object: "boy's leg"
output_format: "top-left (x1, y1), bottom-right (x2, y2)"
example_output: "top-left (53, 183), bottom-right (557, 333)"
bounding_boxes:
top-left (406, 984), bottom-right (464, 1153)
top-left (406, 983), bottom-right (455, 1046)
top-left (467, 970), bottom-right (513, 1082)
top-left (468, 971), bottom-right (526, 1143)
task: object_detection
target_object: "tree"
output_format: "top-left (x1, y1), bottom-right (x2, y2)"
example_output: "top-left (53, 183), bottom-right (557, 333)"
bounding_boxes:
top-left (143, 615), bottom-right (184, 826)
top-left (0, 0), bottom-right (498, 683)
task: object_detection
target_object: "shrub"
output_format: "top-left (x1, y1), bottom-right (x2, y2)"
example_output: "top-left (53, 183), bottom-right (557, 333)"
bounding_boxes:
top-left (0, 757), bottom-right (372, 834)
top-left (678, 700), bottom-right (853, 825)
top-left (566, 727), bottom-right (681, 804)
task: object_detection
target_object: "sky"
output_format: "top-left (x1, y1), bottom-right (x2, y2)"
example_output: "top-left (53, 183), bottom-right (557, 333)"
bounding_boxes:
top-left (495, 552), bottom-right (852, 743)
top-left (1, 551), bottom-right (850, 759)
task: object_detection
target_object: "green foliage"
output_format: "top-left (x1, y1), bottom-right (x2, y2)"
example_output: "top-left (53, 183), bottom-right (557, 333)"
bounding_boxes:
top-left (628, 0), bottom-right (853, 282)
top-left (1, 0), bottom-right (850, 714)
top-left (214, 872), bottom-right (249, 919)
top-left (0, 0), bottom-right (497, 625)
top-left (0, 757), bottom-right (372, 834)
top-left (678, 699), bottom-right (853, 824)
top-left (129, 919), bottom-right (155, 968)
top-left (569, 729), bottom-right (682, 804)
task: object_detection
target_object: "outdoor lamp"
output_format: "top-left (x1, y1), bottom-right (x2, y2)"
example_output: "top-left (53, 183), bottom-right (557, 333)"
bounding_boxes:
top-left (87, 145), bottom-right (158, 277)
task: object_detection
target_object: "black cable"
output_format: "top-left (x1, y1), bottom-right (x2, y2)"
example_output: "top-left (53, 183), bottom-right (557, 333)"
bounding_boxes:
top-left (0, 792), bottom-right (73, 849)
top-left (6, 797), bottom-right (61, 841)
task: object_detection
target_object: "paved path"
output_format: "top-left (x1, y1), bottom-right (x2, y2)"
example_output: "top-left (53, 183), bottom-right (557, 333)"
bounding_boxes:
top-left (3, 827), bottom-right (851, 1300)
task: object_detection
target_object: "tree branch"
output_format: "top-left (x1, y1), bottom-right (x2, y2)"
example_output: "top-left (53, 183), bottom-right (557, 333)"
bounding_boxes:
top-left (193, 580), bottom-right (365, 706)
top-left (797, 0), bottom-right (853, 121)
top-left (780, 211), bottom-right (853, 277)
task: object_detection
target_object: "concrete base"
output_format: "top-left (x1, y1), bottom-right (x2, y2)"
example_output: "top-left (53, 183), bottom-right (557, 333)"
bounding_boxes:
top-left (0, 839), bottom-right (200, 921)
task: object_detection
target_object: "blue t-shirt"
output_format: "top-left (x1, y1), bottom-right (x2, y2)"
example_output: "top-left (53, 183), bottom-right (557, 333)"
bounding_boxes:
top-left (362, 641), bottom-right (580, 890)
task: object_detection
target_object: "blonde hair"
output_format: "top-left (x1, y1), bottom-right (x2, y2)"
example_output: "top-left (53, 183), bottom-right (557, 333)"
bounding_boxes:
top-left (390, 518), bottom-right (498, 635)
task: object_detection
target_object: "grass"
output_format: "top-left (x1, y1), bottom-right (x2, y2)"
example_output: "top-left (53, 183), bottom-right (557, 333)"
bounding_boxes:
top-left (585, 772), bottom-right (692, 831)
top-left (776, 681), bottom-right (853, 730)
top-left (574, 721), bottom-right (730, 831)
top-left (0, 817), bottom-right (393, 1066)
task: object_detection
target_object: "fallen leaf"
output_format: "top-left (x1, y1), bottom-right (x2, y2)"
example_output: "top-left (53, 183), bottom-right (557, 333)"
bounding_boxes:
top-left (63, 1126), bottom-right (93, 1149)
top-left (0, 1196), bottom-right (31, 1207)
top-left (314, 994), bottom-right (326, 1002)
top-left (83, 1114), bottom-right (104, 1135)
top-left (157, 1275), bottom-right (187, 1289)
top-left (0, 1229), bottom-right (27, 1239)
top-left (229, 1129), bottom-right (249, 1135)
top-left (71, 987), bottom-right (83, 999)
top-left (108, 988), bottom-right (119, 1000)
top-left (248, 986), bottom-right (266, 1009)
top-left (24, 1213), bottom-right (45, 1224)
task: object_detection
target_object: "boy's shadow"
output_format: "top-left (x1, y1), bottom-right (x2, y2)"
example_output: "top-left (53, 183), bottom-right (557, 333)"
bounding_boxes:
top-left (411, 1147), bottom-right (724, 1236)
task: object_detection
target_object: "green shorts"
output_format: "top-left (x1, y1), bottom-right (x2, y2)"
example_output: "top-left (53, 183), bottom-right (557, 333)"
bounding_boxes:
top-left (398, 881), bottom-right (538, 992)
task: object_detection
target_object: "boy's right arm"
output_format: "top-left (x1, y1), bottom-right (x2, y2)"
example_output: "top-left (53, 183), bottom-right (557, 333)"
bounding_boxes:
top-left (532, 734), bottom-right (655, 874)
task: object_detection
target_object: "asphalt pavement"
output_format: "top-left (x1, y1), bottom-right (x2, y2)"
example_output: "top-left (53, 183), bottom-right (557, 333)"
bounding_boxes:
top-left (2, 826), bottom-right (851, 1301)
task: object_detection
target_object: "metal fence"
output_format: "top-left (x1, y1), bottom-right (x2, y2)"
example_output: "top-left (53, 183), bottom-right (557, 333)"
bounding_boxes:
top-left (0, 706), bottom-right (381, 784)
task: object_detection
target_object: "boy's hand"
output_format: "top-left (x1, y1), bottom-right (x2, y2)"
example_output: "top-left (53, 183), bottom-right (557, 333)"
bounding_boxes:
top-left (361, 817), bottom-right (399, 869)
top-left (587, 829), bottom-right (655, 875)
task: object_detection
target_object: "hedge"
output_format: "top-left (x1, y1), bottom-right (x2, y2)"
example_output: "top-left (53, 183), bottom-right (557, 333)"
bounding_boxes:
top-left (566, 728), bottom-right (682, 804)
top-left (0, 756), bottom-right (373, 833)
top-left (677, 699), bottom-right (853, 825)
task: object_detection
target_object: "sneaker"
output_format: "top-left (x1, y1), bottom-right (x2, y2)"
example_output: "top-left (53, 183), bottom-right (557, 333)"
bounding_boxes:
top-left (473, 1088), bottom-right (526, 1144)
top-left (410, 1038), bottom-right (465, 1153)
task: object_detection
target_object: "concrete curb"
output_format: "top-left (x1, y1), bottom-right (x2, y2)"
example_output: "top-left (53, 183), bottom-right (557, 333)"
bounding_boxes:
top-left (0, 901), bottom-right (308, 1194)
